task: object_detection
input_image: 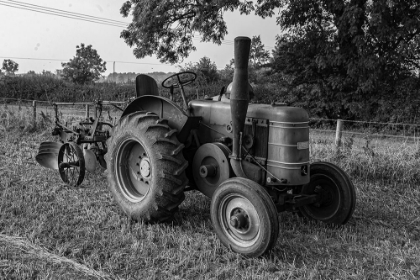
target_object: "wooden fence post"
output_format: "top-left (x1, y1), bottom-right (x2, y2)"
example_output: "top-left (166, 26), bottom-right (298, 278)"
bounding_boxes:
top-left (86, 104), bottom-right (90, 119)
top-left (93, 103), bottom-right (97, 120)
top-left (32, 100), bottom-right (37, 128)
top-left (4, 98), bottom-right (7, 110)
top-left (335, 119), bottom-right (343, 149)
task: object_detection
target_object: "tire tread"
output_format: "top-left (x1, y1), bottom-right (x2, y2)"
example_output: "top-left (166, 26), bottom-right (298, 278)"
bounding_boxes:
top-left (105, 111), bottom-right (188, 223)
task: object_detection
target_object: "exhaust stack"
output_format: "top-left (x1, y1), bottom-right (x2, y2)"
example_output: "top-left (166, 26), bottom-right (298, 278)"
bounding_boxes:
top-left (230, 36), bottom-right (251, 177)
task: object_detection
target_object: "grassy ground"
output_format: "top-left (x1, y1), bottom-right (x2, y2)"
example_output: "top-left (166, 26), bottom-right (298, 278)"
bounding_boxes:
top-left (0, 107), bottom-right (419, 279)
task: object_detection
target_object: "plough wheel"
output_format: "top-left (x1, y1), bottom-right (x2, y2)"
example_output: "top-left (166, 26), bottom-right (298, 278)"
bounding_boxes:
top-left (58, 142), bottom-right (85, 187)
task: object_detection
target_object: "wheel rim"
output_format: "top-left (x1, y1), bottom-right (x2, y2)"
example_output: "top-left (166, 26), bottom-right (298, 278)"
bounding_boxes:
top-left (115, 138), bottom-right (151, 202)
top-left (58, 143), bottom-right (83, 186)
top-left (219, 194), bottom-right (260, 247)
top-left (302, 174), bottom-right (341, 221)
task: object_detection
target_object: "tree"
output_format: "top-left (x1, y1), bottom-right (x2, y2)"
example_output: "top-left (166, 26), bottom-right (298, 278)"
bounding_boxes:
top-left (2, 59), bottom-right (19, 75)
top-left (180, 56), bottom-right (219, 84)
top-left (270, 0), bottom-right (420, 120)
top-left (250, 35), bottom-right (270, 68)
top-left (120, 0), bottom-right (420, 121)
top-left (61, 44), bottom-right (106, 85)
top-left (42, 70), bottom-right (55, 77)
top-left (221, 36), bottom-right (271, 83)
top-left (119, 0), bottom-right (264, 63)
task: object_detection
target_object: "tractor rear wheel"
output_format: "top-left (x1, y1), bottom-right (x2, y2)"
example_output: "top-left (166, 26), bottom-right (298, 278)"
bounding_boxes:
top-left (105, 112), bottom-right (188, 223)
top-left (299, 162), bottom-right (356, 225)
top-left (210, 177), bottom-right (279, 257)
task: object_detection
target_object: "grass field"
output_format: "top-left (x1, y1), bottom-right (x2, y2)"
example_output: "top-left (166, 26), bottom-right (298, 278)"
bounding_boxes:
top-left (0, 107), bottom-right (419, 279)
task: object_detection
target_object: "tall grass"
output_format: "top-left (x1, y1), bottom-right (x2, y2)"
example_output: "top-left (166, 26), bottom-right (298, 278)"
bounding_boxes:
top-left (310, 131), bottom-right (420, 188)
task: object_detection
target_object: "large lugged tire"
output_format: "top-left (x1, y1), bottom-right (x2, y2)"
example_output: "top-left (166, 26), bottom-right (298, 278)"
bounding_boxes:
top-left (210, 177), bottom-right (279, 257)
top-left (299, 162), bottom-right (356, 225)
top-left (105, 111), bottom-right (188, 223)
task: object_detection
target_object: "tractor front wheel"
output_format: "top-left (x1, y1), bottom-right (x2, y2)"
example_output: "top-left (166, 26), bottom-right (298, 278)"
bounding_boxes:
top-left (299, 162), bottom-right (356, 225)
top-left (105, 112), bottom-right (188, 223)
top-left (210, 177), bottom-right (279, 257)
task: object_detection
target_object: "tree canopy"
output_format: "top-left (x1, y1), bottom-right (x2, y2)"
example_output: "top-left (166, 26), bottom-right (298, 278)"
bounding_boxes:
top-left (2, 59), bottom-right (19, 75)
top-left (271, 0), bottom-right (420, 119)
top-left (61, 44), bottom-right (106, 85)
top-left (119, 0), bottom-right (278, 63)
top-left (250, 35), bottom-right (270, 67)
top-left (181, 56), bottom-right (219, 85)
top-left (120, 0), bottom-right (420, 121)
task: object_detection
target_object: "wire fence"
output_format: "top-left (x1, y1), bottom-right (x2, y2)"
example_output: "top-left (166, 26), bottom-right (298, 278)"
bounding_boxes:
top-left (2, 97), bottom-right (420, 142)
top-left (1, 97), bottom-right (419, 230)
top-left (0, 97), bottom-right (125, 127)
top-left (308, 118), bottom-right (420, 158)
top-left (310, 118), bottom-right (420, 140)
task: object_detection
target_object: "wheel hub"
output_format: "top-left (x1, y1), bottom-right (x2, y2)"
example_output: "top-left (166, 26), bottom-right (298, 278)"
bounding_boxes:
top-left (116, 140), bottom-right (151, 202)
top-left (192, 143), bottom-right (232, 198)
top-left (230, 209), bottom-right (249, 230)
top-left (313, 184), bottom-right (333, 207)
top-left (139, 157), bottom-right (151, 178)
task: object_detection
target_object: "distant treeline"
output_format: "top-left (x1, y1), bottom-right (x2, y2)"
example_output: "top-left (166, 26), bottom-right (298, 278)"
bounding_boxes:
top-left (105, 72), bottom-right (174, 84)
top-left (0, 74), bottom-right (134, 103)
top-left (1, 71), bottom-right (419, 125)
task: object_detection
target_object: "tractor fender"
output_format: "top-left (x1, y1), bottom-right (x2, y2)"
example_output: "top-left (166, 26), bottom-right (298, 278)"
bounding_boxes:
top-left (121, 95), bottom-right (198, 143)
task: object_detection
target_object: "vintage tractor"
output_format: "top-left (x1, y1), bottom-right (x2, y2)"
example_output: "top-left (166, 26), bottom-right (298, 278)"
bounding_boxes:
top-left (105, 36), bottom-right (356, 257)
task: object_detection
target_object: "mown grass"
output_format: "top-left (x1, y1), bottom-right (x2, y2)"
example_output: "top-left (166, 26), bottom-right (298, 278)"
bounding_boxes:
top-left (0, 107), bottom-right (419, 279)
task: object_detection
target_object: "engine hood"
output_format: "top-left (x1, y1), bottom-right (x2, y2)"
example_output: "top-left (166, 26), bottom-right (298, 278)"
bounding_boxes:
top-left (189, 100), bottom-right (309, 126)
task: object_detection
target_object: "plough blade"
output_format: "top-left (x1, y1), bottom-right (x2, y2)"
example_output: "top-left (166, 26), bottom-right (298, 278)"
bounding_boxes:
top-left (35, 152), bottom-right (59, 170)
top-left (35, 142), bottom-right (62, 170)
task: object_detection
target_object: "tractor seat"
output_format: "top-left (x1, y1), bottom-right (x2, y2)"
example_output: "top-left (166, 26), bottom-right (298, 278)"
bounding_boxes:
top-left (135, 74), bottom-right (159, 97)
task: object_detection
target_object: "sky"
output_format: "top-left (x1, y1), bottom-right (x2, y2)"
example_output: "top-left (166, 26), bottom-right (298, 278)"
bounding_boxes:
top-left (0, 0), bottom-right (280, 75)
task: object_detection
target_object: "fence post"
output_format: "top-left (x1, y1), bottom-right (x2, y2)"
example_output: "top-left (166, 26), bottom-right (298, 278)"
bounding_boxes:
top-left (4, 98), bottom-right (7, 110)
top-left (86, 104), bottom-right (90, 119)
top-left (93, 103), bottom-right (97, 120)
top-left (32, 100), bottom-right (37, 128)
top-left (335, 119), bottom-right (343, 149)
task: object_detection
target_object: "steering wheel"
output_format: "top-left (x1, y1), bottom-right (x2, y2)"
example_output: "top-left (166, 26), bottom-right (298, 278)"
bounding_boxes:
top-left (162, 71), bottom-right (197, 111)
top-left (162, 71), bottom-right (197, 89)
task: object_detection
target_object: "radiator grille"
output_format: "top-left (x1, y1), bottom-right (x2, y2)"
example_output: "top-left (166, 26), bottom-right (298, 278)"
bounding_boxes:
top-left (244, 118), bottom-right (268, 163)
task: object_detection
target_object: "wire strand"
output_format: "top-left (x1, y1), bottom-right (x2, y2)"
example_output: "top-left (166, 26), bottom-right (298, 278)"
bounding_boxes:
top-left (0, 1), bottom-right (127, 28)
top-left (8, 0), bottom-right (129, 25)
top-left (0, 1), bottom-right (266, 48)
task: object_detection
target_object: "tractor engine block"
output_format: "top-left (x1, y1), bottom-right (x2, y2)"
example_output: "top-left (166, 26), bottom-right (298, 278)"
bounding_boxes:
top-left (189, 100), bottom-right (310, 188)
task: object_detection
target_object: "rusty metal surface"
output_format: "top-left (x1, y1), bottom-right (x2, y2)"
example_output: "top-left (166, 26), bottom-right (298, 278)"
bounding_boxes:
top-left (35, 152), bottom-right (59, 170)
top-left (135, 74), bottom-right (159, 97)
top-left (35, 142), bottom-right (62, 170)
top-left (266, 119), bottom-right (310, 185)
top-left (83, 147), bottom-right (97, 173)
top-left (189, 101), bottom-right (309, 126)
top-left (230, 37), bottom-right (251, 161)
top-left (122, 96), bottom-right (189, 134)
top-left (37, 141), bottom-right (62, 153)
top-left (189, 98), bottom-right (310, 185)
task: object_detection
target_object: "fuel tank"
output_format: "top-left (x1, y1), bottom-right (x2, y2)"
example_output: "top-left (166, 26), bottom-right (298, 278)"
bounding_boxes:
top-left (189, 99), bottom-right (310, 186)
